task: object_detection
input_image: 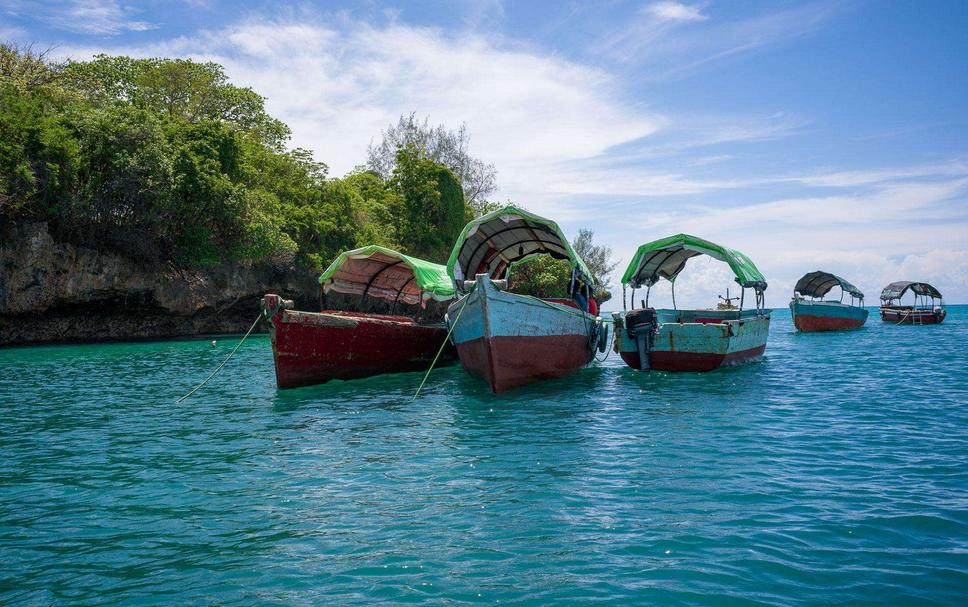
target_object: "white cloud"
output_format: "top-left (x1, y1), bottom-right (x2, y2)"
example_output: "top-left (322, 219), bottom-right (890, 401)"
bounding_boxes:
top-left (25, 0), bottom-right (155, 35)
top-left (597, 1), bottom-right (840, 78)
top-left (647, 2), bottom-right (707, 22)
top-left (598, 172), bottom-right (968, 307)
top-left (61, 16), bottom-right (659, 202)
top-left (49, 9), bottom-right (968, 303)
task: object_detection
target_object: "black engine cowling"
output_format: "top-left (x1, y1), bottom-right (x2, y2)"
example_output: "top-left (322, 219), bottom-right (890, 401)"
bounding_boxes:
top-left (625, 308), bottom-right (657, 335)
top-left (624, 308), bottom-right (657, 371)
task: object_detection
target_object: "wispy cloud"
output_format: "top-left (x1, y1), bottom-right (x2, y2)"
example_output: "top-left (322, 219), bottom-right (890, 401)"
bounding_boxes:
top-left (647, 2), bottom-right (707, 22)
top-left (61, 14), bottom-right (659, 193)
top-left (7, 0), bottom-right (156, 36)
top-left (602, 169), bottom-right (968, 306)
top-left (597, 1), bottom-right (842, 78)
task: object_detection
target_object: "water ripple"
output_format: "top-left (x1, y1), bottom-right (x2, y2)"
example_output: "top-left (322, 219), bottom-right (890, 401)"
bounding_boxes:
top-left (1, 308), bottom-right (967, 605)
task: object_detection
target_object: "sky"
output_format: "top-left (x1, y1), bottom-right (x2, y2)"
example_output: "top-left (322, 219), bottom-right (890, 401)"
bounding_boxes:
top-left (3, 0), bottom-right (968, 306)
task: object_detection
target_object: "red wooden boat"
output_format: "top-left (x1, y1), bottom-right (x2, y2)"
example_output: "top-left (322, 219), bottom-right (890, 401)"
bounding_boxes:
top-left (790, 271), bottom-right (869, 332)
top-left (879, 281), bottom-right (946, 325)
top-left (262, 246), bottom-right (456, 389)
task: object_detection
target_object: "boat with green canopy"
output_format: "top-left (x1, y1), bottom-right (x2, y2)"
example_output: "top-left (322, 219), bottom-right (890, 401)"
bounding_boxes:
top-left (262, 245), bottom-right (456, 388)
top-left (613, 234), bottom-right (770, 371)
top-left (445, 205), bottom-right (606, 393)
top-left (790, 270), bottom-right (868, 332)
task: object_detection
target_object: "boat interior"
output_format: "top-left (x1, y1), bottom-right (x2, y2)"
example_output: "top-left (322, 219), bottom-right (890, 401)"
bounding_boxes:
top-left (651, 308), bottom-right (764, 324)
top-left (450, 207), bottom-right (596, 313)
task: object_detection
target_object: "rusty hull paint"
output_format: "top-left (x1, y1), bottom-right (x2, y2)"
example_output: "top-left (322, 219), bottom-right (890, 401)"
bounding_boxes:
top-left (879, 307), bottom-right (946, 325)
top-left (615, 308), bottom-right (770, 372)
top-left (268, 309), bottom-right (454, 389)
top-left (448, 274), bottom-right (597, 393)
top-left (790, 299), bottom-right (868, 332)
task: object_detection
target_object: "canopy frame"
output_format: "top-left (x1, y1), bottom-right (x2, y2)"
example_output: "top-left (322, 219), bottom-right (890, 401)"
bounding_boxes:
top-left (880, 281), bottom-right (944, 310)
top-left (318, 245), bottom-right (455, 312)
top-left (620, 234), bottom-right (767, 314)
top-left (793, 271), bottom-right (864, 306)
top-left (447, 205), bottom-right (592, 294)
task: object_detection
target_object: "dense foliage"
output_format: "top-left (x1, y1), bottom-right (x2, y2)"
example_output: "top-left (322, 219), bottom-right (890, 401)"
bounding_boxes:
top-left (0, 45), bottom-right (616, 295)
top-left (509, 229), bottom-right (617, 303)
top-left (367, 113), bottom-right (497, 215)
top-left (0, 45), bottom-right (470, 268)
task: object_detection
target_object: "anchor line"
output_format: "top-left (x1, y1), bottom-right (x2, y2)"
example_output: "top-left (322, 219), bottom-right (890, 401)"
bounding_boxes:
top-left (411, 296), bottom-right (470, 401)
top-left (176, 312), bottom-right (263, 404)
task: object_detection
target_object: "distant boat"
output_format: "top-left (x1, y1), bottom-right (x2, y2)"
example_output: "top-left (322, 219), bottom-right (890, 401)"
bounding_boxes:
top-left (879, 281), bottom-right (946, 325)
top-left (790, 271), bottom-right (868, 332)
top-left (614, 234), bottom-right (770, 372)
top-left (262, 245), bottom-right (456, 389)
top-left (445, 206), bottom-right (606, 393)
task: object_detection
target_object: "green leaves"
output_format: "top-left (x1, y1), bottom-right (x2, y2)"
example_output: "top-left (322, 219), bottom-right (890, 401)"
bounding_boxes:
top-left (389, 144), bottom-right (468, 261)
top-left (0, 47), bottom-right (479, 274)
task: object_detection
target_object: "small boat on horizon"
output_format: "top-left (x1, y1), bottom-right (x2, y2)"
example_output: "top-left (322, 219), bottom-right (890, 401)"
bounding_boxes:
top-left (613, 234), bottom-right (771, 372)
top-left (262, 245), bottom-right (456, 389)
top-left (790, 271), bottom-right (868, 332)
top-left (445, 206), bottom-right (606, 393)
top-left (879, 281), bottom-right (946, 325)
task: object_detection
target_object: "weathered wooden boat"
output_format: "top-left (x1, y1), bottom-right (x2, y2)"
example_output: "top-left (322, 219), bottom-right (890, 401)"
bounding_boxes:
top-left (445, 206), bottom-right (606, 393)
top-left (262, 245), bottom-right (456, 389)
top-left (790, 271), bottom-right (868, 332)
top-left (613, 234), bottom-right (770, 372)
top-left (879, 281), bottom-right (946, 325)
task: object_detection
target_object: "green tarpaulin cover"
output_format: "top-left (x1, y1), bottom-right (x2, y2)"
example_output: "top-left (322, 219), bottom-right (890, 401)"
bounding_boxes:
top-left (319, 245), bottom-right (455, 302)
top-left (447, 205), bottom-right (591, 287)
top-left (622, 233), bottom-right (767, 292)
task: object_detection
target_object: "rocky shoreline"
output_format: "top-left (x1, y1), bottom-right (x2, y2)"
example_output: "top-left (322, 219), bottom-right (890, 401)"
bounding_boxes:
top-left (0, 223), bottom-right (319, 346)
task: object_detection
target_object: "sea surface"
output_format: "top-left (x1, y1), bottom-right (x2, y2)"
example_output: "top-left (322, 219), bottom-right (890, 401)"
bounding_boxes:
top-left (2, 306), bottom-right (967, 606)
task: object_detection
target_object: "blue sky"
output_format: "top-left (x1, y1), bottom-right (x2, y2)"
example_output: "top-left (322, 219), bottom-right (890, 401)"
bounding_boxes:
top-left (3, 0), bottom-right (967, 305)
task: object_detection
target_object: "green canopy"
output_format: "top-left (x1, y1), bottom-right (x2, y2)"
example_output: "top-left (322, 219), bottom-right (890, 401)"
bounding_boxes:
top-left (319, 245), bottom-right (455, 303)
top-left (622, 234), bottom-right (767, 292)
top-left (447, 205), bottom-right (591, 289)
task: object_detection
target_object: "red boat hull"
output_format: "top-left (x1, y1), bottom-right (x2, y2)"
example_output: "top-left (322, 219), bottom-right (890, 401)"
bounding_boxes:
top-left (880, 308), bottom-right (946, 325)
top-left (269, 309), bottom-right (453, 389)
top-left (621, 344), bottom-right (766, 372)
top-left (793, 314), bottom-right (866, 332)
top-left (456, 334), bottom-right (593, 394)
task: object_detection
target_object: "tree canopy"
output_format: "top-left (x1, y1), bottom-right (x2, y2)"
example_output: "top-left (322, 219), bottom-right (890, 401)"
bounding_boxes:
top-left (0, 45), bottom-right (614, 285)
top-left (367, 113), bottom-right (497, 215)
top-left (0, 45), bottom-right (472, 270)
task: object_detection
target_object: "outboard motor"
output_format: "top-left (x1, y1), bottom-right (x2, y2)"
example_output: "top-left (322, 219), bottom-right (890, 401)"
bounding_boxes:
top-left (625, 308), bottom-right (657, 370)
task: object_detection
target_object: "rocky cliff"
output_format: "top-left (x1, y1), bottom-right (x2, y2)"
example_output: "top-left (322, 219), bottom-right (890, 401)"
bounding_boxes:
top-left (0, 222), bottom-right (319, 345)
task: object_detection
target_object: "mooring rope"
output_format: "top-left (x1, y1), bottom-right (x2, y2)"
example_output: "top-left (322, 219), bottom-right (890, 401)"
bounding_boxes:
top-left (176, 312), bottom-right (263, 404)
top-left (411, 297), bottom-right (470, 402)
top-left (594, 322), bottom-right (614, 362)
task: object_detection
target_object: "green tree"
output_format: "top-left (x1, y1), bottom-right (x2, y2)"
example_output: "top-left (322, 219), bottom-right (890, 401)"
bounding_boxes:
top-left (368, 113), bottom-right (497, 214)
top-left (63, 55), bottom-right (291, 149)
top-left (389, 144), bottom-right (468, 260)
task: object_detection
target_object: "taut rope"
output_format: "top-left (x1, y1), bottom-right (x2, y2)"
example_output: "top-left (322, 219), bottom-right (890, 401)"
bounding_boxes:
top-left (411, 297), bottom-right (469, 401)
top-left (176, 312), bottom-right (262, 403)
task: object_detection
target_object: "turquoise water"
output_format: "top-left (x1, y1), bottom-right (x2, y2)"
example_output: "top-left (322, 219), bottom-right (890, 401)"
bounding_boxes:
top-left (2, 306), bottom-right (967, 605)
